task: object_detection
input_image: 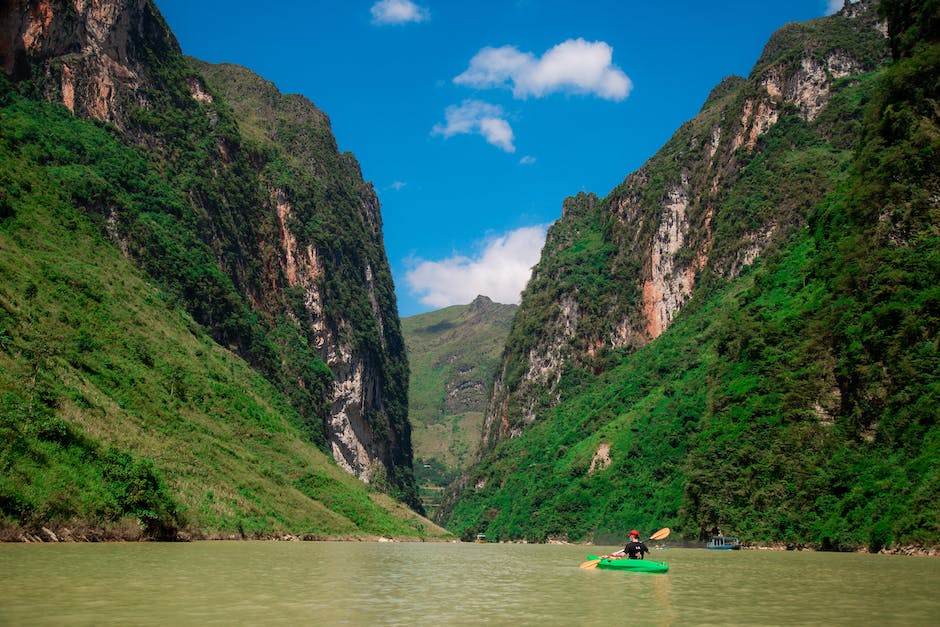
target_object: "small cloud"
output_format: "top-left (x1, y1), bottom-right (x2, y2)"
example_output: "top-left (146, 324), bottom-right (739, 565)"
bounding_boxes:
top-left (388, 181), bottom-right (407, 191)
top-left (454, 38), bottom-right (632, 101)
top-left (519, 155), bottom-right (536, 165)
top-left (405, 225), bottom-right (548, 308)
top-left (370, 0), bottom-right (430, 25)
top-left (432, 99), bottom-right (516, 152)
top-left (479, 117), bottom-right (515, 153)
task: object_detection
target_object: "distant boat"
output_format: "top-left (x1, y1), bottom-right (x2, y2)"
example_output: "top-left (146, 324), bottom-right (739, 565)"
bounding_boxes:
top-left (706, 535), bottom-right (741, 550)
top-left (476, 534), bottom-right (487, 543)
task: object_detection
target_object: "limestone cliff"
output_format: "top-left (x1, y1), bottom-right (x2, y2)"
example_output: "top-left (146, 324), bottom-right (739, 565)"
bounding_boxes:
top-left (1, 0), bottom-right (419, 507)
top-left (1, 0), bottom-right (177, 133)
top-left (481, 0), bottom-right (889, 448)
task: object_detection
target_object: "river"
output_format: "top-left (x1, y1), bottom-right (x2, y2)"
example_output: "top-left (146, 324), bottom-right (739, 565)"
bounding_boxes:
top-left (1, 541), bottom-right (938, 625)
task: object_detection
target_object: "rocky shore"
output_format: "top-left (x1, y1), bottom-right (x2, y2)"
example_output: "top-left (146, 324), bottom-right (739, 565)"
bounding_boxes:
top-left (1, 522), bottom-right (455, 544)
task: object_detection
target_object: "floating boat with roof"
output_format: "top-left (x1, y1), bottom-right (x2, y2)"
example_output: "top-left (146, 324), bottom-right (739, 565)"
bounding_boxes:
top-left (706, 535), bottom-right (741, 550)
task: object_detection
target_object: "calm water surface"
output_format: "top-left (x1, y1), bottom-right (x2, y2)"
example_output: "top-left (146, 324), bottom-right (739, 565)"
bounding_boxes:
top-left (1, 542), bottom-right (938, 625)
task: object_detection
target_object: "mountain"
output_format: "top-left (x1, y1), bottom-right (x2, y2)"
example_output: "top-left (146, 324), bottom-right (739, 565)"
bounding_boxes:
top-left (0, 0), bottom-right (435, 538)
top-left (401, 295), bottom-right (516, 517)
top-left (444, 0), bottom-right (940, 552)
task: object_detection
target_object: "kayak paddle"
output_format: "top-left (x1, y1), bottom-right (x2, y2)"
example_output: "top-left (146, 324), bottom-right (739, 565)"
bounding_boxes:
top-left (649, 527), bottom-right (670, 541)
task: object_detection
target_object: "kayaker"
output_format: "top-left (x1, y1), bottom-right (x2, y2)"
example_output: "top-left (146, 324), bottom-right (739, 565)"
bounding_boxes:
top-left (610, 529), bottom-right (649, 560)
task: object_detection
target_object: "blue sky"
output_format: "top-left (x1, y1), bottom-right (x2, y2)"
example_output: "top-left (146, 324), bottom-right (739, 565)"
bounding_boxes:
top-left (156, 0), bottom-right (849, 317)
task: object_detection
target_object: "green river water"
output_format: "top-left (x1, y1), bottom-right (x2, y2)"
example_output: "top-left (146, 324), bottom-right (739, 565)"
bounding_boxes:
top-left (1, 541), bottom-right (938, 625)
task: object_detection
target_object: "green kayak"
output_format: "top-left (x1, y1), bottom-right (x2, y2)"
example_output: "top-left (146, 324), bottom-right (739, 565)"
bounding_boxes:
top-left (587, 555), bottom-right (669, 573)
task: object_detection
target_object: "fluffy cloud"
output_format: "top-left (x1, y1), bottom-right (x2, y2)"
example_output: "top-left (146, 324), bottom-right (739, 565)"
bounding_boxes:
top-left (454, 38), bottom-right (632, 101)
top-left (370, 0), bottom-right (429, 25)
top-left (405, 225), bottom-right (548, 308)
top-left (431, 99), bottom-right (516, 152)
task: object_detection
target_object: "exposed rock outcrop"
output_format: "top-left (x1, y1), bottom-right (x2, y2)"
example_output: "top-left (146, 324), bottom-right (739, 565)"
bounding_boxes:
top-left (480, 0), bottom-right (889, 449)
top-left (1, 0), bottom-right (173, 132)
top-left (272, 187), bottom-right (394, 484)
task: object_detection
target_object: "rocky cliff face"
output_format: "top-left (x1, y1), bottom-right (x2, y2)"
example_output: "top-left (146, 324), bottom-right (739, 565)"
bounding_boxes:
top-left (2, 0), bottom-right (418, 506)
top-left (0, 0), bottom-right (176, 132)
top-left (481, 0), bottom-right (889, 448)
top-left (192, 60), bottom-right (415, 495)
top-left (270, 175), bottom-right (401, 485)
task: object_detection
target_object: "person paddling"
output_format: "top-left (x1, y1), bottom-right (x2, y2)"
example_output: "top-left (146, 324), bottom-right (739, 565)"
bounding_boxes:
top-left (610, 529), bottom-right (649, 560)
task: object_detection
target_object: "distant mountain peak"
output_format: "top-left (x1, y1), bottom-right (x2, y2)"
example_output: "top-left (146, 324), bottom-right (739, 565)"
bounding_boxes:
top-left (468, 295), bottom-right (494, 311)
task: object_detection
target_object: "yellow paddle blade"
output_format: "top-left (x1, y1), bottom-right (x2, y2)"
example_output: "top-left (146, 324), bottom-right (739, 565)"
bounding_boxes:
top-left (649, 527), bottom-right (670, 541)
top-left (579, 559), bottom-right (601, 569)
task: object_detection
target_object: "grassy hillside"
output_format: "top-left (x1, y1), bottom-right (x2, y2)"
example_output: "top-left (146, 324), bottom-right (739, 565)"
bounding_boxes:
top-left (4, 0), bottom-right (419, 508)
top-left (0, 91), bottom-right (448, 540)
top-left (445, 0), bottom-right (939, 551)
top-left (401, 296), bottom-right (516, 515)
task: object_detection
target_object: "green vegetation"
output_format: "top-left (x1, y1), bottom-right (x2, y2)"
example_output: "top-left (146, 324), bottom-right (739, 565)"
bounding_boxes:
top-left (446, 0), bottom-right (939, 551)
top-left (10, 6), bottom-right (417, 507)
top-left (0, 90), bottom-right (445, 540)
top-left (0, 1), bottom-right (424, 534)
top-left (189, 61), bottom-right (416, 507)
top-left (401, 296), bottom-right (516, 516)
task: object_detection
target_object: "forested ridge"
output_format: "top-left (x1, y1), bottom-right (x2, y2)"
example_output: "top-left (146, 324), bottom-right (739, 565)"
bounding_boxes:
top-left (0, 0), bottom-right (430, 539)
top-left (444, 0), bottom-right (939, 552)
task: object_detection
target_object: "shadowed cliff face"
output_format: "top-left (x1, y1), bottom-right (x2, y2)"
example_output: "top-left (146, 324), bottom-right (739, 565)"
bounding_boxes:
top-left (2, 1), bottom-right (419, 508)
top-left (480, 0), bottom-right (890, 449)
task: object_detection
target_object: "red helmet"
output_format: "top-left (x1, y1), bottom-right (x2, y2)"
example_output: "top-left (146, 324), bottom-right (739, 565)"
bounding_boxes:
top-left (629, 529), bottom-right (639, 537)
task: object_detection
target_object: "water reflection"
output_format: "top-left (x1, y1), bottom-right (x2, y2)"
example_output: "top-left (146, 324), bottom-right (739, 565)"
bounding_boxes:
top-left (1, 542), bottom-right (938, 625)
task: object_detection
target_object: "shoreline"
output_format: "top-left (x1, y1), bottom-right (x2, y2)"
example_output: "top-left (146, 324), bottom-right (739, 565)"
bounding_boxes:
top-left (4, 525), bottom-right (937, 556)
top-left (0, 522), bottom-right (455, 545)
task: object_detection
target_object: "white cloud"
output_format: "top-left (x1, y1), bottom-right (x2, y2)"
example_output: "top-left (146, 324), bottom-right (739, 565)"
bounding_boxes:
top-left (454, 38), bottom-right (632, 101)
top-left (370, 0), bottom-right (429, 25)
top-left (431, 99), bottom-right (516, 152)
top-left (520, 155), bottom-right (536, 165)
top-left (387, 181), bottom-right (407, 191)
top-left (478, 117), bottom-right (515, 152)
top-left (405, 225), bottom-right (548, 308)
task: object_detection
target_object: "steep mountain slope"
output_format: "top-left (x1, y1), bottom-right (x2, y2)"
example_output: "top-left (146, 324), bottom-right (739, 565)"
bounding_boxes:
top-left (445, 0), bottom-right (939, 551)
top-left (184, 59), bottom-right (415, 503)
top-left (0, 0), bottom-right (427, 536)
top-left (481, 2), bottom-right (890, 449)
top-left (401, 296), bottom-right (516, 515)
top-left (0, 95), bottom-right (446, 539)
